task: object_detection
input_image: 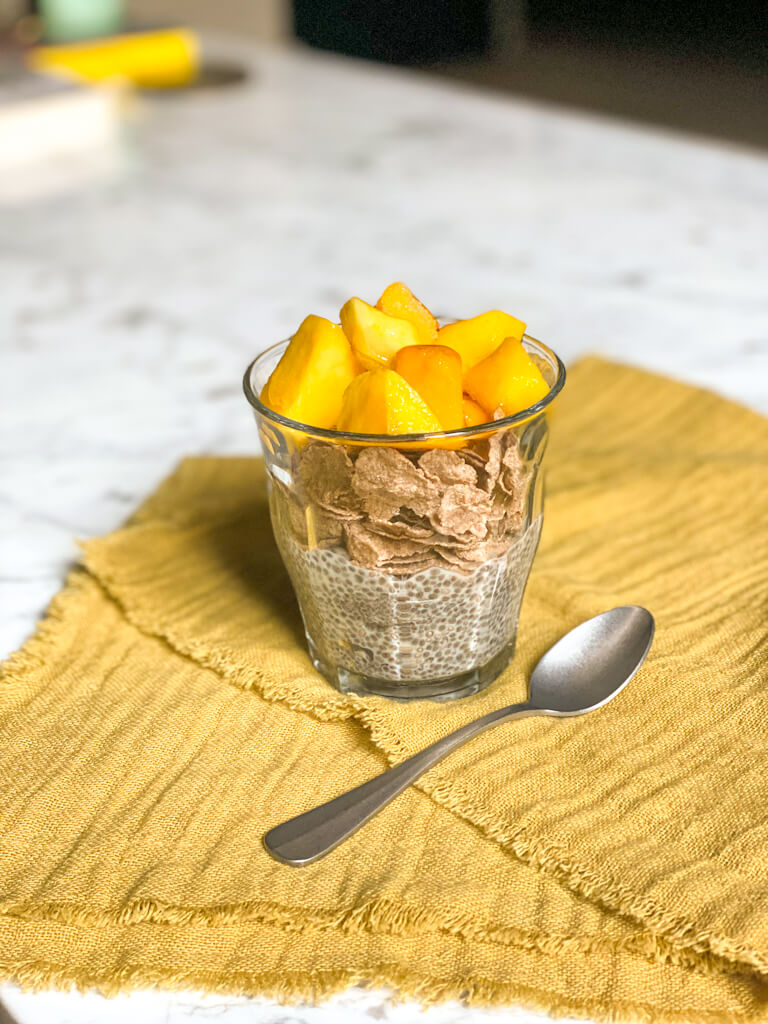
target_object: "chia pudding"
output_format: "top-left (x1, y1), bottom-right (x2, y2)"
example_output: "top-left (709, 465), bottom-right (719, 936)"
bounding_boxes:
top-left (267, 427), bottom-right (545, 699)
top-left (275, 518), bottom-right (541, 690)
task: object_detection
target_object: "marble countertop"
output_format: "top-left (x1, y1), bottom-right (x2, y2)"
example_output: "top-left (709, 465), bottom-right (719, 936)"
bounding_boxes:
top-left (1, 37), bottom-right (767, 1024)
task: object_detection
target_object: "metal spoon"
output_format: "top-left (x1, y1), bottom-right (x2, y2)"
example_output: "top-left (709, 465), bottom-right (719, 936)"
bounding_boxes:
top-left (264, 605), bottom-right (654, 866)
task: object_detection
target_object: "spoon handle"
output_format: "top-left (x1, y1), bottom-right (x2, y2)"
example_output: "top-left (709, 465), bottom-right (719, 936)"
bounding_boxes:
top-left (264, 701), bottom-right (539, 866)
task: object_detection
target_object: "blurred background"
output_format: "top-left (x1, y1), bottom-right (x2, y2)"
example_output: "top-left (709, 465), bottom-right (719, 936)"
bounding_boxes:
top-left (1, 0), bottom-right (767, 145)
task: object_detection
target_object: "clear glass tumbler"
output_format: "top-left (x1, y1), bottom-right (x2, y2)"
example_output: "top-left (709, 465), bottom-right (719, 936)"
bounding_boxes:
top-left (243, 334), bottom-right (565, 701)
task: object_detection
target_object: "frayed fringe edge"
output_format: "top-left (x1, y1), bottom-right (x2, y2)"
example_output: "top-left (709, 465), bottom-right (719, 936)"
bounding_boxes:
top-left (0, 895), bottom-right (748, 984)
top-left (416, 771), bottom-right (768, 980)
top-left (0, 571), bottom-right (92, 690)
top-left (0, 960), bottom-right (763, 1024)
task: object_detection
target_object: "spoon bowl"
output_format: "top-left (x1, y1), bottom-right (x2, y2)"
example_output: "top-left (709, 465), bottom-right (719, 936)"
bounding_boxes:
top-left (530, 605), bottom-right (655, 714)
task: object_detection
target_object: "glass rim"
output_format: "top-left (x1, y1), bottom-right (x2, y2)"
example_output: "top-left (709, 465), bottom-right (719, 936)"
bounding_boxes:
top-left (242, 333), bottom-right (566, 444)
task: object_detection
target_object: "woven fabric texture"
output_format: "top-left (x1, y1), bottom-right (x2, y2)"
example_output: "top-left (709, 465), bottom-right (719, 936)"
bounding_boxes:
top-left (1, 358), bottom-right (767, 1021)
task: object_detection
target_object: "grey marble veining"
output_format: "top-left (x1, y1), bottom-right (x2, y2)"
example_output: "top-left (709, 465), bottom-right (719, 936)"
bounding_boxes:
top-left (1, 37), bottom-right (767, 1024)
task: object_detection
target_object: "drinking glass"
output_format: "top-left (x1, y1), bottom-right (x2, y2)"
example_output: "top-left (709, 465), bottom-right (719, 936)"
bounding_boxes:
top-left (244, 334), bottom-right (565, 701)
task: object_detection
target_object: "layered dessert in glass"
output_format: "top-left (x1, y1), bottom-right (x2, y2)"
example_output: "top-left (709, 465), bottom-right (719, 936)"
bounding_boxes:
top-left (244, 283), bottom-right (565, 701)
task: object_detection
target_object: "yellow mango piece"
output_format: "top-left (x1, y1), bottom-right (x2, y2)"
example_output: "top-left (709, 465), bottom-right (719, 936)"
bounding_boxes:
top-left (464, 337), bottom-right (550, 417)
top-left (337, 369), bottom-right (442, 435)
top-left (394, 344), bottom-right (463, 431)
top-left (339, 297), bottom-right (418, 370)
top-left (438, 311), bottom-right (526, 373)
top-left (260, 315), bottom-right (357, 429)
top-left (462, 396), bottom-right (489, 428)
top-left (376, 282), bottom-right (438, 345)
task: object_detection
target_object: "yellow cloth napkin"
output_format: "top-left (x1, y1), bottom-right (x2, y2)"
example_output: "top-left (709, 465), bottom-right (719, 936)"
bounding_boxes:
top-left (2, 358), bottom-right (767, 1021)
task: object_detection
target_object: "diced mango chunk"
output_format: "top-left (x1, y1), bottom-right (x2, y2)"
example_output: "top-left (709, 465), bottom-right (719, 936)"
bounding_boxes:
top-left (394, 344), bottom-right (463, 431)
top-left (464, 337), bottom-right (550, 417)
top-left (337, 369), bottom-right (442, 435)
top-left (376, 282), bottom-right (438, 345)
top-left (260, 315), bottom-right (356, 429)
top-left (257, 287), bottom-right (541, 436)
top-left (462, 396), bottom-right (489, 428)
top-left (438, 311), bottom-right (526, 373)
top-left (339, 297), bottom-right (418, 370)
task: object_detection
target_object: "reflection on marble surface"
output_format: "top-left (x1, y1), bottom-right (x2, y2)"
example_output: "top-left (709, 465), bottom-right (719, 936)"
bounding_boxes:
top-left (1, 986), bottom-right (584, 1024)
top-left (1, 37), bottom-right (767, 1024)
